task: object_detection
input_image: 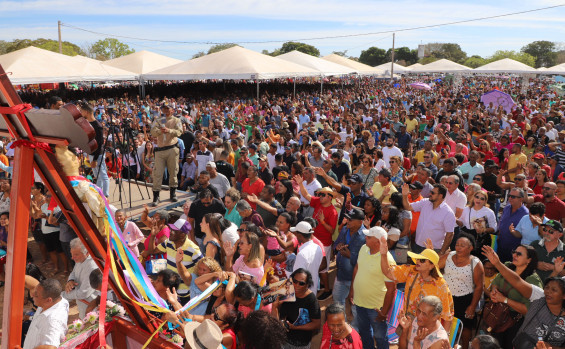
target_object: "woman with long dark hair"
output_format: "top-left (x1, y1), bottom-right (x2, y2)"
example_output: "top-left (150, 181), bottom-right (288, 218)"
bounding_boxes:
top-left (487, 244), bottom-right (542, 348)
top-left (272, 268), bottom-right (321, 349)
top-left (276, 179), bottom-right (294, 208)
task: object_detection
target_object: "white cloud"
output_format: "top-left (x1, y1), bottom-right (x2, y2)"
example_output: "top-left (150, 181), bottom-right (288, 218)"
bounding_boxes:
top-left (2, 0), bottom-right (565, 59)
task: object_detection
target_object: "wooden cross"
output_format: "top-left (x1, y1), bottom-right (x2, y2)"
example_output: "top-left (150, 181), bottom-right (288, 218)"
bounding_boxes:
top-left (0, 65), bottom-right (162, 349)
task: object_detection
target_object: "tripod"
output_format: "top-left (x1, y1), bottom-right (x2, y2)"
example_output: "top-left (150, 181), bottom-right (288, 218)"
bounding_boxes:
top-left (119, 120), bottom-right (150, 205)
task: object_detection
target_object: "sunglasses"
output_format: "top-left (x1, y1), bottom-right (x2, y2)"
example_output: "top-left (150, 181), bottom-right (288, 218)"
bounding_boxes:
top-left (508, 194), bottom-right (521, 199)
top-left (446, 182), bottom-right (455, 185)
top-left (292, 278), bottom-right (307, 286)
top-left (474, 195), bottom-right (486, 201)
top-left (423, 156), bottom-right (431, 158)
top-left (511, 249), bottom-right (523, 257)
top-left (515, 178), bottom-right (525, 182)
top-left (317, 193), bottom-right (331, 198)
top-left (213, 308), bottom-right (228, 323)
top-left (542, 226), bottom-right (558, 234)
top-left (473, 177), bottom-right (481, 181)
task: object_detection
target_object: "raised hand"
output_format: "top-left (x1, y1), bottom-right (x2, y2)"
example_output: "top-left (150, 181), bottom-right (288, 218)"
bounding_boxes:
top-left (481, 245), bottom-right (500, 265)
top-left (397, 310), bottom-right (411, 329)
top-left (554, 256), bottom-right (565, 275)
top-left (379, 236), bottom-right (388, 254)
top-left (401, 183), bottom-right (410, 196)
top-left (175, 247), bottom-right (184, 264)
top-left (424, 238), bottom-right (434, 250)
top-left (414, 326), bottom-right (430, 342)
top-left (223, 241), bottom-right (236, 257)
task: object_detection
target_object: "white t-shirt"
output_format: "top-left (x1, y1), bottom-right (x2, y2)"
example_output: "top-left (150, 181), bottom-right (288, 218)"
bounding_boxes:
top-left (222, 222), bottom-right (239, 246)
top-left (41, 203), bottom-right (61, 235)
top-left (459, 206), bottom-right (498, 231)
top-left (301, 179), bottom-right (322, 205)
top-left (23, 298), bottom-right (69, 349)
top-left (444, 189), bottom-right (467, 219)
top-left (382, 146), bottom-right (403, 168)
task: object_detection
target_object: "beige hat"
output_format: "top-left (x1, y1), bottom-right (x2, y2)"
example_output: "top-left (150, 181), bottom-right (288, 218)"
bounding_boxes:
top-left (184, 319), bottom-right (223, 349)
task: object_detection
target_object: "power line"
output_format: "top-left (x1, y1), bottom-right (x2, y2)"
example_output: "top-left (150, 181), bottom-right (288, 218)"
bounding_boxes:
top-left (61, 3), bottom-right (565, 45)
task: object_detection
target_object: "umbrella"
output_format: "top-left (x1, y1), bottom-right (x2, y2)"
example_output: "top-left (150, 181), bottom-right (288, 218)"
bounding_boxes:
top-left (409, 82), bottom-right (431, 90)
top-left (550, 84), bottom-right (565, 97)
top-left (480, 90), bottom-right (516, 113)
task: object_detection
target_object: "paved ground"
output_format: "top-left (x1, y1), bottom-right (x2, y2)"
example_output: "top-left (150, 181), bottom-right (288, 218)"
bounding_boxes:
top-left (0, 180), bottom-right (397, 348)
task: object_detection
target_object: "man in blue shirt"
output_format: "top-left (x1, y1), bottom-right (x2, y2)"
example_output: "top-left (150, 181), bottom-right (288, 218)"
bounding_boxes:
top-left (396, 124), bottom-right (412, 153)
top-left (498, 187), bottom-right (529, 262)
top-left (332, 208), bottom-right (366, 305)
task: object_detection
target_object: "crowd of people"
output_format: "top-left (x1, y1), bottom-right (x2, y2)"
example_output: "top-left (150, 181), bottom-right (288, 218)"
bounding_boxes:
top-left (4, 74), bottom-right (565, 349)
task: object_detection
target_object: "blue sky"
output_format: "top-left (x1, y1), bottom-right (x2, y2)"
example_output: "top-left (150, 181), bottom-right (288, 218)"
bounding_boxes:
top-left (1, 0), bottom-right (564, 60)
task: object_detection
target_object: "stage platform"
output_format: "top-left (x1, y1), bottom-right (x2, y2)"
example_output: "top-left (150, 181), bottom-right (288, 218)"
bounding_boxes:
top-left (106, 180), bottom-right (195, 221)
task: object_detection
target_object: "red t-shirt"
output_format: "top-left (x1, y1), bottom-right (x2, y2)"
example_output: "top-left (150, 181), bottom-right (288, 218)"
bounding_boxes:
top-left (528, 179), bottom-right (543, 196)
top-left (533, 195), bottom-right (565, 222)
top-left (242, 178), bottom-right (265, 210)
top-left (320, 323), bottom-right (363, 349)
top-left (310, 196), bottom-right (338, 246)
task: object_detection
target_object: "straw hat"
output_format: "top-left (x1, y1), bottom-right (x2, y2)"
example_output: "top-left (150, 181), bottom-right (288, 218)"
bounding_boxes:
top-left (184, 319), bottom-right (223, 349)
top-left (407, 249), bottom-right (443, 277)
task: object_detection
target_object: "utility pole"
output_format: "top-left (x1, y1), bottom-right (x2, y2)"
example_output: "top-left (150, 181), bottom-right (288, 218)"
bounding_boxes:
top-left (58, 20), bottom-right (62, 54)
top-left (390, 33), bottom-right (395, 82)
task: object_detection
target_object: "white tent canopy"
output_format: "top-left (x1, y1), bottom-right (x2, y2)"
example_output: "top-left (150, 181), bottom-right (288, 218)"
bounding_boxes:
top-left (321, 54), bottom-right (384, 75)
top-left (409, 59), bottom-right (471, 73)
top-left (374, 62), bottom-right (411, 74)
top-left (143, 46), bottom-right (320, 80)
top-left (472, 58), bottom-right (538, 74)
top-left (542, 63), bottom-right (565, 75)
top-left (277, 51), bottom-right (355, 76)
top-left (71, 55), bottom-right (138, 81)
top-left (104, 50), bottom-right (182, 75)
top-left (0, 46), bottom-right (137, 84)
top-left (406, 63), bottom-right (422, 70)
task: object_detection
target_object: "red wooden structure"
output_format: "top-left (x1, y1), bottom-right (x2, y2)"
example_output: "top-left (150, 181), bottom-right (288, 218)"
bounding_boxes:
top-left (0, 65), bottom-right (172, 348)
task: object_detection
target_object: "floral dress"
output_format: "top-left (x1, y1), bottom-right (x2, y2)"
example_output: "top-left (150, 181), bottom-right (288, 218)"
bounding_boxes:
top-left (408, 318), bottom-right (449, 349)
top-left (390, 168), bottom-right (404, 188)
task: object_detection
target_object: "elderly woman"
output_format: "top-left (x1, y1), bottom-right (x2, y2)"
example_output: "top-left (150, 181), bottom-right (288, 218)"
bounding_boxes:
top-left (379, 239), bottom-right (454, 331)
top-left (398, 296), bottom-right (449, 349)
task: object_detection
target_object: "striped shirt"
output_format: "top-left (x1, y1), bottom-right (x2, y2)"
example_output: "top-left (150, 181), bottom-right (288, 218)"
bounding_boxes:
top-left (157, 238), bottom-right (203, 295)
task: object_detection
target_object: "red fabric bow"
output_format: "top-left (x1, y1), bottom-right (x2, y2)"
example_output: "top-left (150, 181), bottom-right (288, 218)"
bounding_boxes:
top-left (9, 139), bottom-right (52, 153)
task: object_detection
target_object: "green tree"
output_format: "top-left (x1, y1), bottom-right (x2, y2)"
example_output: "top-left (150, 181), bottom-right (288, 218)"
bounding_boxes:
top-left (464, 55), bottom-right (487, 68)
top-left (419, 56), bottom-right (438, 65)
top-left (359, 47), bottom-right (387, 66)
top-left (386, 47), bottom-right (418, 65)
top-left (0, 40), bottom-right (8, 55)
top-left (332, 50), bottom-right (348, 57)
top-left (487, 50), bottom-right (536, 67)
top-left (89, 38), bottom-right (135, 60)
top-left (34, 38), bottom-right (84, 56)
top-left (0, 38), bottom-right (83, 56)
top-left (276, 42), bottom-right (320, 57)
top-left (428, 43), bottom-right (467, 63)
top-left (192, 51), bottom-right (205, 59)
top-left (208, 43), bottom-right (238, 55)
top-left (521, 40), bottom-right (557, 68)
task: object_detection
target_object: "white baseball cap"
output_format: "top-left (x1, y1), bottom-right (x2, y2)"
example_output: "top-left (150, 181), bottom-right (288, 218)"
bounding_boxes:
top-left (290, 221), bottom-right (313, 234)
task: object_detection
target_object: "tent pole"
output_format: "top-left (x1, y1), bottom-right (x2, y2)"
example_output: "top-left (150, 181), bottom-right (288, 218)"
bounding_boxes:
top-left (294, 78), bottom-right (296, 98)
top-left (320, 75), bottom-right (323, 94)
top-left (257, 80), bottom-right (259, 99)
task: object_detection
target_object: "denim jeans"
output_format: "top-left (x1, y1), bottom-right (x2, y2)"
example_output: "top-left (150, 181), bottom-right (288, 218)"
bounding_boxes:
top-left (92, 154), bottom-right (109, 197)
top-left (332, 278), bottom-right (351, 305)
top-left (354, 305), bottom-right (389, 349)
